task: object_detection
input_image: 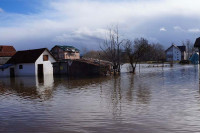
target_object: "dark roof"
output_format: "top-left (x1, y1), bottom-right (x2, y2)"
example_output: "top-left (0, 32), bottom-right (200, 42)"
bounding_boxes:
top-left (165, 44), bottom-right (186, 52)
top-left (53, 45), bottom-right (80, 52)
top-left (177, 46), bottom-right (186, 52)
top-left (0, 45), bottom-right (16, 57)
top-left (165, 44), bottom-right (179, 52)
top-left (194, 37), bottom-right (200, 47)
top-left (6, 48), bottom-right (47, 64)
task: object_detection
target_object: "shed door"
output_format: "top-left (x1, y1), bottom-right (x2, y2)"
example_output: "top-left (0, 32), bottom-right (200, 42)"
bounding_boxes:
top-left (38, 64), bottom-right (43, 77)
top-left (10, 68), bottom-right (15, 77)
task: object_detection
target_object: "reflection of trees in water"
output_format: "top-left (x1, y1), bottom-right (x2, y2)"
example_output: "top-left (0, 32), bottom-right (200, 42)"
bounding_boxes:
top-left (106, 74), bottom-right (152, 119)
top-left (125, 74), bottom-right (151, 104)
top-left (53, 76), bottom-right (111, 89)
top-left (126, 74), bottom-right (134, 102)
top-left (110, 76), bottom-right (122, 119)
top-left (136, 84), bottom-right (151, 104)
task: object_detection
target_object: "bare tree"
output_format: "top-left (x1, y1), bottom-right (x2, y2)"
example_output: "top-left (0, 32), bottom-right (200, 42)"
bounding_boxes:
top-left (83, 50), bottom-right (103, 59)
top-left (100, 26), bottom-right (123, 75)
top-left (151, 43), bottom-right (165, 62)
top-left (124, 38), bottom-right (149, 73)
top-left (182, 40), bottom-right (195, 59)
top-left (124, 40), bottom-right (135, 73)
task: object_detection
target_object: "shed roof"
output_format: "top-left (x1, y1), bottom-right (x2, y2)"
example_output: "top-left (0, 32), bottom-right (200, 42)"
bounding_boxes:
top-left (194, 37), bottom-right (200, 47)
top-left (6, 48), bottom-right (47, 64)
top-left (0, 45), bottom-right (16, 57)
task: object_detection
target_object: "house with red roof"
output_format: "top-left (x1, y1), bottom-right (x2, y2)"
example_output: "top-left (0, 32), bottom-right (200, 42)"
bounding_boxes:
top-left (0, 45), bottom-right (16, 65)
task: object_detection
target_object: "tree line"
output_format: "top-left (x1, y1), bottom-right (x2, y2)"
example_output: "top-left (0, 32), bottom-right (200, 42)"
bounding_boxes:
top-left (83, 26), bottom-right (195, 74)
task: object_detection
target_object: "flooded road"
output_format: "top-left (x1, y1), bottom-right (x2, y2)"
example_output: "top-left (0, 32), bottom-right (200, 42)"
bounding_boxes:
top-left (0, 64), bottom-right (200, 133)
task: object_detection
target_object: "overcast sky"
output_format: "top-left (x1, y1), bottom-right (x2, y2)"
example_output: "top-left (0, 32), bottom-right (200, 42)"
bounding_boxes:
top-left (0, 0), bottom-right (200, 51)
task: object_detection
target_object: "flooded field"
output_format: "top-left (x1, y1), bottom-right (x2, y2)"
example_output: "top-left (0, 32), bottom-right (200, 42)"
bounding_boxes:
top-left (1, 64), bottom-right (200, 133)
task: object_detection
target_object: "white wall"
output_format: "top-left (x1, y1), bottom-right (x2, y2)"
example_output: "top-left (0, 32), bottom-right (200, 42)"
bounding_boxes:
top-left (35, 49), bottom-right (56, 76)
top-left (0, 64), bottom-right (35, 77)
top-left (172, 47), bottom-right (181, 61)
top-left (166, 46), bottom-right (181, 61)
top-left (15, 63), bottom-right (35, 76)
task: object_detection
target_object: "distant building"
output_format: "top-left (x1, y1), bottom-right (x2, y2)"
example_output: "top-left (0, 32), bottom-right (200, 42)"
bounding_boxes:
top-left (177, 46), bottom-right (186, 60)
top-left (0, 48), bottom-right (56, 77)
top-left (165, 44), bottom-right (186, 61)
top-left (51, 45), bottom-right (80, 60)
top-left (189, 52), bottom-right (199, 64)
top-left (0, 45), bottom-right (16, 65)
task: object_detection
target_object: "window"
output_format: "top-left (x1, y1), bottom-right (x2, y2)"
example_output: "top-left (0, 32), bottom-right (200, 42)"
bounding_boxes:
top-left (43, 55), bottom-right (49, 61)
top-left (19, 65), bottom-right (23, 69)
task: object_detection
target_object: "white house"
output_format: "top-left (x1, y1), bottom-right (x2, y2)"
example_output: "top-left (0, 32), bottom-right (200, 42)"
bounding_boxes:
top-left (165, 44), bottom-right (186, 61)
top-left (0, 48), bottom-right (56, 77)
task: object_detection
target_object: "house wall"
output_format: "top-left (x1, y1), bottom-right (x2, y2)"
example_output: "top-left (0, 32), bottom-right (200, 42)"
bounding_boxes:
top-left (166, 46), bottom-right (181, 61)
top-left (64, 52), bottom-right (80, 60)
top-left (0, 64), bottom-right (35, 77)
top-left (172, 47), bottom-right (181, 61)
top-left (35, 49), bottom-right (56, 75)
top-left (51, 46), bottom-right (64, 60)
top-left (182, 51), bottom-right (187, 60)
top-left (15, 63), bottom-right (35, 76)
top-left (51, 46), bottom-right (80, 60)
top-left (166, 47), bottom-right (173, 61)
top-left (53, 62), bottom-right (68, 75)
top-left (0, 66), bottom-right (13, 77)
top-left (0, 57), bottom-right (11, 65)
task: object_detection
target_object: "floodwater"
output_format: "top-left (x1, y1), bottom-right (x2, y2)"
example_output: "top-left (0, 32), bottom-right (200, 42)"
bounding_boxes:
top-left (0, 64), bottom-right (200, 133)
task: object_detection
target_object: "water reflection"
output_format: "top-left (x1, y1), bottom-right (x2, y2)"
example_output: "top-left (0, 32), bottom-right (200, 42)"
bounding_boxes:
top-left (0, 74), bottom-right (54, 100)
top-left (1, 65), bottom-right (200, 133)
top-left (111, 76), bottom-right (122, 119)
top-left (136, 84), bottom-right (151, 104)
top-left (126, 74), bottom-right (134, 102)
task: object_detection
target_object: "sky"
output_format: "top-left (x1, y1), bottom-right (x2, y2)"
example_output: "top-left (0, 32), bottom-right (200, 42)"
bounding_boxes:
top-left (0, 0), bottom-right (200, 51)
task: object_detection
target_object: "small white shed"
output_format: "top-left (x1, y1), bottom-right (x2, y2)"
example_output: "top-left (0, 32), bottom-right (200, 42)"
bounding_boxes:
top-left (0, 48), bottom-right (56, 77)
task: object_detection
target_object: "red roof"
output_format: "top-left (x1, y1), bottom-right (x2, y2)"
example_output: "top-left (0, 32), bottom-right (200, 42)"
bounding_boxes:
top-left (0, 45), bottom-right (16, 57)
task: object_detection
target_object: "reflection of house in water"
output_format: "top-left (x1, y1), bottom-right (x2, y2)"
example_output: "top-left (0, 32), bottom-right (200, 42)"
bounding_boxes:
top-left (0, 48), bottom-right (56, 77)
top-left (0, 74), bottom-right (54, 100)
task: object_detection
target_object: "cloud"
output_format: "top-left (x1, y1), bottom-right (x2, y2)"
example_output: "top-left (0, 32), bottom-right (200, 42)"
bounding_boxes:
top-left (173, 26), bottom-right (185, 32)
top-left (188, 28), bottom-right (200, 33)
top-left (1, 0), bottom-right (200, 50)
top-left (173, 26), bottom-right (200, 33)
top-left (0, 8), bottom-right (3, 13)
top-left (160, 27), bottom-right (167, 32)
